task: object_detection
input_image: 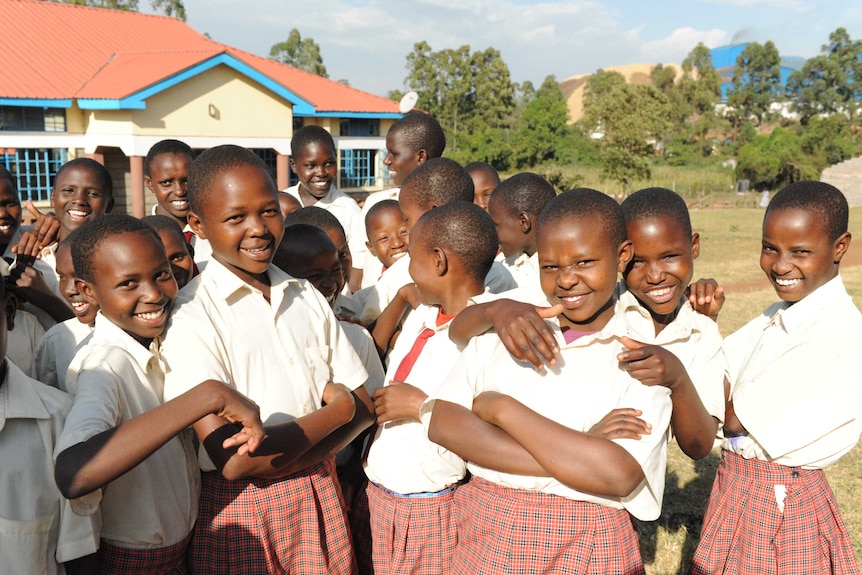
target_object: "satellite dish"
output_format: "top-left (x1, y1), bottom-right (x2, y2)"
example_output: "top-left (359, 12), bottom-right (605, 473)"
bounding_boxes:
top-left (398, 91), bottom-right (418, 114)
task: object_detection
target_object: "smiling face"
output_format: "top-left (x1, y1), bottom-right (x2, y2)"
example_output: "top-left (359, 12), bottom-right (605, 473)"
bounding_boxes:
top-left (366, 205), bottom-right (409, 269)
top-left (189, 164), bottom-right (284, 290)
top-left (156, 228), bottom-right (194, 290)
top-left (80, 231), bottom-right (177, 346)
top-left (290, 141), bottom-right (337, 204)
top-left (51, 165), bottom-right (112, 241)
top-left (760, 207), bottom-right (848, 303)
top-left (56, 242), bottom-right (98, 325)
top-left (145, 152), bottom-right (191, 225)
top-left (538, 217), bottom-right (632, 333)
top-left (0, 179), bottom-right (21, 248)
top-left (623, 215), bottom-right (698, 328)
top-left (383, 129), bottom-right (423, 187)
top-left (292, 248), bottom-right (343, 306)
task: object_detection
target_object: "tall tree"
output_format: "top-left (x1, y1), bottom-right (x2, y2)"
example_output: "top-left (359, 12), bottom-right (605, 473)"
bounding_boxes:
top-left (269, 29), bottom-right (329, 78)
top-left (678, 43), bottom-right (723, 154)
top-left (511, 75), bottom-right (571, 169)
top-left (787, 28), bottom-right (862, 125)
top-left (726, 41), bottom-right (782, 128)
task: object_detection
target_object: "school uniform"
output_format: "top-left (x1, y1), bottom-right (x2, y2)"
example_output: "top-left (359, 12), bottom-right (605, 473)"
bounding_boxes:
top-left (7, 308), bottom-right (45, 375)
top-left (30, 318), bottom-right (93, 392)
top-left (55, 313), bottom-right (199, 571)
top-left (422, 302), bottom-right (672, 575)
top-left (692, 276), bottom-right (862, 575)
top-left (162, 258), bottom-right (368, 575)
top-left (617, 286), bottom-right (726, 424)
top-left (359, 187), bottom-right (400, 289)
top-left (334, 292), bottom-right (361, 320)
top-left (0, 360), bottom-right (99, 575)
top-left (358, 254), bottom-right (517, 324)
top-left (285, 184), bottom-right (370, 287)
top-left (358, 301), bottom-right (489, 575)
top-left (502, 251), bottom-right (540, 290)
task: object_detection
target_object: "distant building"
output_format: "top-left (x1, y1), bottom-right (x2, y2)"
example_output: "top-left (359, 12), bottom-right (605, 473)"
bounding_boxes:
top-left (0, 0), bottom-right (400, 215)
top-left (710, 44), bottom-right (806, 101)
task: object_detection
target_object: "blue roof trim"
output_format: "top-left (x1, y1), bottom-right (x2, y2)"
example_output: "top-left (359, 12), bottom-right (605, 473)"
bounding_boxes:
top-left (0, 98), bottom-right (72, 108)
top-left (76, 52), bottom-right (316, 114)
top-left (295, 111), bottom-right (402, 119)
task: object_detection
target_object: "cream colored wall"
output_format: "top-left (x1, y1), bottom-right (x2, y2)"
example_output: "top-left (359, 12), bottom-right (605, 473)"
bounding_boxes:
top-left (129, 65), bottom-right (293, 138)
top-left (380, 118), bottom-right (396, 135)
top-left (301, 117), bottom-right (336, 133)
top-left (84, 109), bottom-right (134, 135)
top-left (65, 103), bottom-right (86, 134)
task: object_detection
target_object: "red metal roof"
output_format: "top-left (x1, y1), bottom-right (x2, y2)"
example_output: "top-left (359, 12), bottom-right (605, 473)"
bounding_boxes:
top-left (0, 0), bottom-right (398, 114)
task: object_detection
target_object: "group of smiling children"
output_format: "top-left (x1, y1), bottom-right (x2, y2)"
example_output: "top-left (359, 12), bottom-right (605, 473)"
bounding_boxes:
top-left (0, 108), bottom-right (859, 575)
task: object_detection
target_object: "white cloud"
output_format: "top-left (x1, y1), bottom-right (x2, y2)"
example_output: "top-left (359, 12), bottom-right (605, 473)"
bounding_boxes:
top-left (640, 27), bottom-right (729, 62)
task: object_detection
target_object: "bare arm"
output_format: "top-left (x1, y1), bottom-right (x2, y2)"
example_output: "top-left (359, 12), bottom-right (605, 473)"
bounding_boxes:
top-left (472, 392), bottom-right (644, 497)
top-left (55, 380), bottom-right (264, 499)
top-left (371, 284), bottom-right (418, 357)
top-left (427, 400), bottom-right (549, 476)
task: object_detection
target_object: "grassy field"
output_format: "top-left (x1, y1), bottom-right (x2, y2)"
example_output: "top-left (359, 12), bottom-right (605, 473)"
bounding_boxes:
top-left (642, 207), bottom-right (862, 574)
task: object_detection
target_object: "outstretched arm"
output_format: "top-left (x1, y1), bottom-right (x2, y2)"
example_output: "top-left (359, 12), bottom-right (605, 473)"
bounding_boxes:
top-left (56, 379), bottom-right (264, 499)
top-left (471, 392), bottom-right (645, 497)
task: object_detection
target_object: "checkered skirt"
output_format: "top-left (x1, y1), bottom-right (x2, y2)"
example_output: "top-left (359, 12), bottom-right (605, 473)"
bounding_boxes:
top-left (451, 476), bottom-right (644, 575)
top-left (691, 450), bottom-right (860, 575)
top-left (189, 456), bottom-right (357, 575)
top-left (99, 534), bottom-right (190, 574)
top-left (348, 482), bottom-right (374, 575)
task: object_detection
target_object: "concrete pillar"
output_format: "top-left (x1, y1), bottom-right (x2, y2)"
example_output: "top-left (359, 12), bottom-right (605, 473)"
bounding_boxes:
top-left (129, 155), bottom-right (145, 218)
top-left (276, 153), bottom-right (289, 191)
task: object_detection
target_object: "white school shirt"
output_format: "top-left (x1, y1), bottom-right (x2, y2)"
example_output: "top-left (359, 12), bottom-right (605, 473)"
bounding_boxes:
top-left (0, 361), bottom-right (99, 573)
top-left (56, 314), bottom-right (199, 549)
top-left (30, 318), bottom-right (94, 392)
top-left (723, 276), bottom-right (862, 469)
top-left (285, 184), bottom-right (370, 283)
top-left (358, 254), bottom-right (517, 324)
top-left (617, 286), bottom-right (726, 423)
top-left (502, 251), bottom-right (540, 290)
top-left (161, 259), bottom-right (368, 470)
top-left (340, 320), bottom-right (385, 396)
top-left (422, 302), bottom-right (672, 521)
top-left (7, 309), bottom-right (45, 375)
top-left (365, 303), bottom-right (475, 494)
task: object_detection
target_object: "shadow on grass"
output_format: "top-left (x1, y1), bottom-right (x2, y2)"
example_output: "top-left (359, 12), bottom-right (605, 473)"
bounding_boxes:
top-left (636, 450), bottom-right (721, 575)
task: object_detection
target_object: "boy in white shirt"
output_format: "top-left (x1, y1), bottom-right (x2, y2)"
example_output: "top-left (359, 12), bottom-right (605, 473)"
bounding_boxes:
top-left (692, 181), bottom-right (862, 574)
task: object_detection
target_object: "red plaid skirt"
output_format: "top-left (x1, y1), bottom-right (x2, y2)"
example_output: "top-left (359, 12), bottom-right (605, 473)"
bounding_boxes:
top-left (691, 450), bottom-right (860, 575)
top-left (365, 481), bottom-right (458, 575)
top-left (190, 456), bottom-right (357, 575)
top-left (99, 534), bottom-right (190, 574)
top-left (348, 482), bottom-right (374, 575)
top-left (451, 476), bottom-right (644, 575)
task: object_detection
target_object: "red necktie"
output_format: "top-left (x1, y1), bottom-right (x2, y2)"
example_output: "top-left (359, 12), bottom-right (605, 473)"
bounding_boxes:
top-left (392, 328), bottom-right (435, 383)
top-left (182, 231), bottom-right (200, 278)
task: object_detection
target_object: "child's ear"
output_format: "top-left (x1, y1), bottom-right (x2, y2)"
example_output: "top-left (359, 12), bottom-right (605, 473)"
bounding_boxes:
top-left (77, 279), bottom-right (98, 307)
top-left (365, 240), bottom-right (376, 257)
top-left (833, 231), bottom-right (851, 264)
top-left (617, 239), bottom-right (634, 272)
top-left (288, 157), bottom-right (297, 171)
top-left (106, 196), bottom-right (115, 213)
top-left (691, 232), bottom-right (701, 259)
top-left (187, 211), bottom-right (206, 240)
top-left (416, 149), bottom-right (428, 165)
top-left (144, 175), bottom-right (153, 192)
top-left (519, 212), bottom-right (533, 235)
top-left (433, 247), bottom-right (448, 277)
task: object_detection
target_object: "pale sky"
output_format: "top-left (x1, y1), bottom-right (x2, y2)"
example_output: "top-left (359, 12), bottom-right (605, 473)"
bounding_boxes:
top-left (158, 0), bottom-right (862, 97)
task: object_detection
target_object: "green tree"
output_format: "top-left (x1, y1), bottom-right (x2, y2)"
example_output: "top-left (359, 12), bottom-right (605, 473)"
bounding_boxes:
top-left (726, 41), bottom-right (782, 128)
top-left (511, 75), bottom-right (571, 168)
top-left (582, 69), bottom-right (626, 109)
top-left (269, 29), bottom-right (329, 78)
top-left (787, 28), bottom-right (862, 125)
top-left (56, 0), bottom-right (186, 19)
top-left (679, 43), bottom-right (723, 154)
top-left (736, 128), bottom-right (819, 191)
top-left (583, 77), bottom-right (672, 189)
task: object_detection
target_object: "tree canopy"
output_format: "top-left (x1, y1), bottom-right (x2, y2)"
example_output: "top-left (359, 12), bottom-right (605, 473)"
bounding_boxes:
top-left (54, 0), bottom-right (186, 20)
top-left (269, 29), bottom-right (329, 78)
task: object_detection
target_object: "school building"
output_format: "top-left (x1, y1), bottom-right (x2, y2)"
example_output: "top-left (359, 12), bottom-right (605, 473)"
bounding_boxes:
top-left (0, 0), bottom-right (401, 215)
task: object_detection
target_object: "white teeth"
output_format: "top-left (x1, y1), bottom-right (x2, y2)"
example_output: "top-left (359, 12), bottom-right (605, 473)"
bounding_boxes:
top-left (775, 278), bottom-right (801, 287)
top-left (245, 246), bottom-right (268, 253)
top-left (136, 308), bottom-right (165, 320)
top-left (171, 200), bottom-right (188, 208)
top-left (562, 295), bottom-right (585, 303)
top-left (0, 225), bottom-right (11, 232)
top-left (68, 210), bottom-right (88, 218)
top-left (648, 287), bottom-right (672, 296)
top-left (390, 252), bottom-right (406, 261)
top-left (71, 301), bottom-right (88, 311)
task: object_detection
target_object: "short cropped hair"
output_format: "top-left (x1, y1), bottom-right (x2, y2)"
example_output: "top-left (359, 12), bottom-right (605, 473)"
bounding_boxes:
top-left (400, 158), bottom-right (473, 210)
top-left (621, 187), bottom-right (692, 237)
top-left (389, 112), bottom-right (446, 158)
top-left (71, 214), bottom-right (161, 283)
top-left (538, 188), bottom-right (626, 248)
top-left (274, 224), bottom-right (337, 273)
top-left (187, 145), bottom-right (274, 215)
top-left (284, 206), bottom-right (347, 238)
top-left (490, 173), bottom-right (556, 217)
top-left (144, 139), bottom-right (194, 176)
top-left (766, 180), bottom-right (849, 242)
top-left (54, 158), bottom-right (113, 198)
top-left (0, 166), bottom-right (19, 198)
top-left (290, 125), bottom-right (336, 158)
top-left (364, 199), bottom-right (403, 229)
top-left (412, 201), bottom-right (498, 282)
top-left (464, 162), bottom-right (501, 185)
